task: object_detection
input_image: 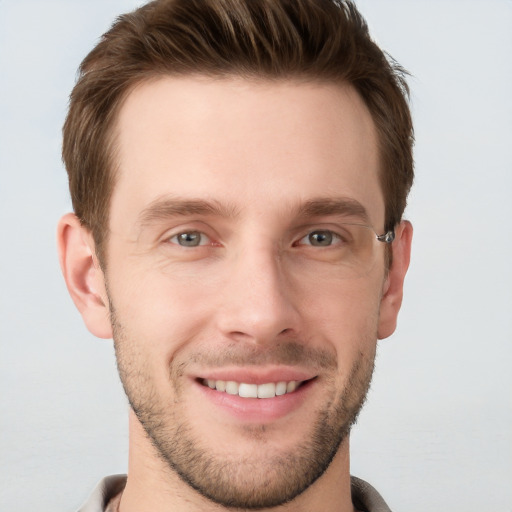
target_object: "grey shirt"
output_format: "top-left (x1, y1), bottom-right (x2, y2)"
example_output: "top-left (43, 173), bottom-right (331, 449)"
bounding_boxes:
top-left (77, 474), bottom-right (392, 512)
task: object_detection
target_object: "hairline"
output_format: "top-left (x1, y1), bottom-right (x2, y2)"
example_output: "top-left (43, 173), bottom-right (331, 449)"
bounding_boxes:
top-left (93, 72), bottom-right (390, 268)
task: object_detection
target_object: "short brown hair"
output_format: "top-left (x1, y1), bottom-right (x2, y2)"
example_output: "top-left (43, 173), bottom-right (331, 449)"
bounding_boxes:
top-left (63, 0), bottom-right (414, 265)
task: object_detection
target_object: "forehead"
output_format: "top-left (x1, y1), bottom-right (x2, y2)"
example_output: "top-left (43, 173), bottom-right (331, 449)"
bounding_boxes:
top-left (110, 76), bottom-right (384, 231)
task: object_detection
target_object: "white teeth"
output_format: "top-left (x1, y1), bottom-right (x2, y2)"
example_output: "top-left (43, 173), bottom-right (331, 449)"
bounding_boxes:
top-left (275, 381), bottom-right (287, 396)
top-left (239, 383), bottom-right (258, 398)
top-left (202, 379), bottom-right (302, 399)
top-left (287, 381), bottom-right (297, 393)
top-left (215, 380), bottom-right (226, 392)
top-left (257, 382), bottom-right (276, 399)
top-left (225, 381), bottom-right (239, 395)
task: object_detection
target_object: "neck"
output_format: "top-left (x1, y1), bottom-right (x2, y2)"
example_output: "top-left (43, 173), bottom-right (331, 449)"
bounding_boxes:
top-left (119, 410), bottom-right (356, 512)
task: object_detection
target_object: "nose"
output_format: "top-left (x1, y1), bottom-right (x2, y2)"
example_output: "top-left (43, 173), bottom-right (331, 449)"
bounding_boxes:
top-left (215, 246), bottom-right (301, 345)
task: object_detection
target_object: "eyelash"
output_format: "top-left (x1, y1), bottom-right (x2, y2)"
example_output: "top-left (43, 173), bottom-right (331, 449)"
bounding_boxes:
top-left (295, 230), bottom-right (343, 248)
top-left (166, 229), bottom-right (343, 249)
top-left (168, 231), bottom-right (213, 247)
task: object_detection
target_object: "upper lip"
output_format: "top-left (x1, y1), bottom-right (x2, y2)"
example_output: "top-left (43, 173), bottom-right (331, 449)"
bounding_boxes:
top-left (194, 366), bottom-right (317, 385)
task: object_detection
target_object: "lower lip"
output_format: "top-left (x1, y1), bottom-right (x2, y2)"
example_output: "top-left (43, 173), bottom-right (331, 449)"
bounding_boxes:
top-left (194, 379), bottom-right (315, 423)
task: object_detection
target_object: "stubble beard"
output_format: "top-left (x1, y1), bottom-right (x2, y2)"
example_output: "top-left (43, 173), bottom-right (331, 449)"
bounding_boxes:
top-left (111, 310), bottom-right (376, 510)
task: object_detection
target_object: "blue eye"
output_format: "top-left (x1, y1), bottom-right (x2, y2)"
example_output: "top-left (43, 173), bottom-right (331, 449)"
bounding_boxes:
top-left (170, 231), bottom-right (208, 247)
top-left (298, 230), bottom-right (341, 247)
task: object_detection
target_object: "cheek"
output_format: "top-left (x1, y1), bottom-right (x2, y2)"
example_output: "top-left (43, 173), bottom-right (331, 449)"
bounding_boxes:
top-left (106, 262), bottom-right (219, 357)
top-left (302, 276), bottom-right (382, 353)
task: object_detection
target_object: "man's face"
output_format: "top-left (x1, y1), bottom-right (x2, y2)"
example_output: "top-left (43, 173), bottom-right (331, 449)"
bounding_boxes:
top-left (103, 77), bottom-right (389, 508)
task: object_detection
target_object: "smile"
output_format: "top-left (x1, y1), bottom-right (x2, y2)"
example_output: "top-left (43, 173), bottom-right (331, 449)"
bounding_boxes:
top-left (201, 379), bottom-right (304, 399)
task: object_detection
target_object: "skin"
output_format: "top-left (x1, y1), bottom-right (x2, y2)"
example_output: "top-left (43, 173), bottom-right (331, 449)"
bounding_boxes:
top-left (58, 76), bottom-right (412, 512)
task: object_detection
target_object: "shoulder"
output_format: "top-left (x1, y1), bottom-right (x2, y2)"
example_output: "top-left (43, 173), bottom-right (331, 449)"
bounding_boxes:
top-left (76, 475), bottom-right (127, 512)
top-left (351, 476), bottom-right (392, 512)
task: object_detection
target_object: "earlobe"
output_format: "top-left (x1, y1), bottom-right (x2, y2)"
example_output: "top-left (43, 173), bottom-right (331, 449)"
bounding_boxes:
top-left (377, 220), bottom-right (413, 340)
top-left (57, 213), bottom-right (113, 339)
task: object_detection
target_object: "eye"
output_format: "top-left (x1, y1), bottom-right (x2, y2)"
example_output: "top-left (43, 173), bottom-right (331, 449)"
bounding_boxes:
top-left (169, 231), bottom-right (210, 247)
top-left (297, 230), bottom-right (341, 247)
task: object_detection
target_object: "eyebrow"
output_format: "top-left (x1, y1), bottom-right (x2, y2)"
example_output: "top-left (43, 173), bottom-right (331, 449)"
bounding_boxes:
top-left (137, 197), bottom-right (240, 228)
top-left (136, 195), bottom-right (371, 229)
top-left (296, 198), bottom-right (371, 224)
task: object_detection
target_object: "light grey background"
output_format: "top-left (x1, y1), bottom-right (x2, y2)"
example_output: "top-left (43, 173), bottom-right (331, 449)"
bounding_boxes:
top-left (1, 1), bottom-right (511, 510)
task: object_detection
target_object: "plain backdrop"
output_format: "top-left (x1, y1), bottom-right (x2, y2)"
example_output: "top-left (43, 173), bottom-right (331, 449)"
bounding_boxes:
top-left (1, 1), bottom-right (511, 510)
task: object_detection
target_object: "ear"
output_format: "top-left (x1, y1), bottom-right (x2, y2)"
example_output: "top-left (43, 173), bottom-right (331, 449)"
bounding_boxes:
top-left (57, 213), bottom-right (113, 339)
top-left (377, 220), bottom-right (413, 340)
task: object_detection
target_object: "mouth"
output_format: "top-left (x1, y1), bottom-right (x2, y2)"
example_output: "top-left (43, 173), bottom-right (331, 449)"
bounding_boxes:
top-left (200, 378), bottom-right (308, 399)
top-left (193, 369), bottom-right (318, 422)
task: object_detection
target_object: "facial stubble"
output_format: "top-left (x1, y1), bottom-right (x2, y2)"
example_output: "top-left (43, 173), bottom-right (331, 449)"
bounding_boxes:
top-left (110, 306), bottom-right (376, 510)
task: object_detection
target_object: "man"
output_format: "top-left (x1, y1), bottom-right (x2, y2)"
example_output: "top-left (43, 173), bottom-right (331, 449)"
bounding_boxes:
top-left (57, 0), bottom-right (413, 511)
